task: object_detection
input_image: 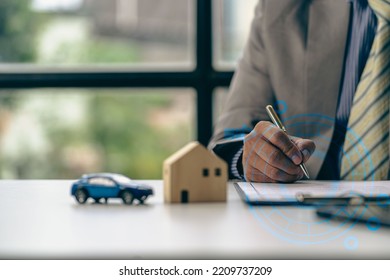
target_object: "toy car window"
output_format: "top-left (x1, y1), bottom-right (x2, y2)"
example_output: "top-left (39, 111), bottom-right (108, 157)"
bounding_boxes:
top-left (112, 174), bottom-right (132, 184)
top-left (88, 177), bottom-right (115, 186)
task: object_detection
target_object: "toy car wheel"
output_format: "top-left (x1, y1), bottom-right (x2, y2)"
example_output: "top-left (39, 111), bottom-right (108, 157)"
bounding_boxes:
top-left (121, 191), bottom-right (134, 205)
top-left (139, 195), bottom-right (148, 204)
top-left (75, 189), bottom-right (88, 204)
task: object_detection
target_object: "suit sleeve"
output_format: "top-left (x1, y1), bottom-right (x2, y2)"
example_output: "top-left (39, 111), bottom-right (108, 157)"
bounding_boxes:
top-left (208, 0), bottom-right (275, 179)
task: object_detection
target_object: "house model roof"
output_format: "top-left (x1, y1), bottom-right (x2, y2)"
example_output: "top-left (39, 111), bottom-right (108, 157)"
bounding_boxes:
top-left (164, 141), bottom-right (224, 166)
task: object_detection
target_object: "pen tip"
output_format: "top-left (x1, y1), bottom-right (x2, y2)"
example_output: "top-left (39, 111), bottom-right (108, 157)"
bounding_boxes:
top-left (300, 165), bottom-right (310, 179)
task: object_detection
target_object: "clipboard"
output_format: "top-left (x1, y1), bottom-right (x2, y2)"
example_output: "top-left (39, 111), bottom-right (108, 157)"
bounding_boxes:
top-left (234, 181), bottom-right (390, 206)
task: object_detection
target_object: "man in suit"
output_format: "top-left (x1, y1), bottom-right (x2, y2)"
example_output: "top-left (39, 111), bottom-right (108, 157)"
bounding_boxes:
top-left (209, 0), bottom-right (389, 182)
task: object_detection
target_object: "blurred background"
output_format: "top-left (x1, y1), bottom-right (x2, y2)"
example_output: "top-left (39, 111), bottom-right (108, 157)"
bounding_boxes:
top-left (0, 0), bottom-right (257, 179)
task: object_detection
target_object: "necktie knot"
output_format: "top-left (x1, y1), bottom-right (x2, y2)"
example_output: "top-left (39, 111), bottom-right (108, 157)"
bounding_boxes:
top-left (368, 0), bottom-right (390, 22)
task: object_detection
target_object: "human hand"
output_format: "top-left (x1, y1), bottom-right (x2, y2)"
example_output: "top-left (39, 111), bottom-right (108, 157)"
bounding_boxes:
top-left (243, 121), bottom-right (316, 183)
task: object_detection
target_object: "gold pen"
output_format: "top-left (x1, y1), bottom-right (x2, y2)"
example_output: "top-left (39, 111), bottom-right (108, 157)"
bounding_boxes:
top-left (265, 105), bottom-right (310, 179)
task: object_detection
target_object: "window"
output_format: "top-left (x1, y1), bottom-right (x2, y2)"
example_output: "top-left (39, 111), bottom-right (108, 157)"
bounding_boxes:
top-left (213, 0), bottom-right (258, 70)
top-left (0, 89), bottom-right (194, 179)
top-left (0, 0), bottom-right (255, 179)
top-left (202, 168), bottom-right (209, 177)
top-left (213, 87), bottom-right (229, 125)
top-left (4, 0), bottom-right (194, 68)
top-left (215, 168), bottom-right (221, 176)
top-left (88, 177), bottom-right (115, 186)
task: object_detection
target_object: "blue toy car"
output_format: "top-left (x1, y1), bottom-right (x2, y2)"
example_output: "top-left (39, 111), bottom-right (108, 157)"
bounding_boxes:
top-left (71, 173), bottom-right (153, 205)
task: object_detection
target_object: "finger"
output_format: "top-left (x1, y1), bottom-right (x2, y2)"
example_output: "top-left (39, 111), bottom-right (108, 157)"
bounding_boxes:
top-left (244, 167), bottom-right (276, 183)
top-left (254, 121), bottom-right (303, 165)
top-left (249, 155), bottom-right (303, 182)
top-left (243, 139), bottom-right (275, 183)
top-left (291, 137), bottom-right (316, 163)
top-left (251, 135), bottom-right (302, 176)
top-left (243, 139), bottom-right (302, 182)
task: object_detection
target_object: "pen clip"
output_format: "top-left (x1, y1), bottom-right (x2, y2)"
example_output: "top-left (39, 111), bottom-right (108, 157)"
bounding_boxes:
top-left (296, 192), bottom-right (390, 206)
top-left (296, 193), bottom-right (364, 205)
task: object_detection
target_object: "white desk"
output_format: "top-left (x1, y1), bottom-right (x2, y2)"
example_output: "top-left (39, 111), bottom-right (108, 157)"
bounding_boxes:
top-left (0, 180), bottom-right (389, 259)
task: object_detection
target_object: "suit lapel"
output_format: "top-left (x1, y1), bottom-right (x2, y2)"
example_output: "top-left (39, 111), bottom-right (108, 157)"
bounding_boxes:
top-left (305, 0), bottom-right (351, 177)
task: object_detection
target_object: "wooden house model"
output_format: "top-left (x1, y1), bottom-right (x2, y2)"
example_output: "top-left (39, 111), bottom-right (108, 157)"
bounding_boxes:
top-left (163, 141), bottom-right (228, 203)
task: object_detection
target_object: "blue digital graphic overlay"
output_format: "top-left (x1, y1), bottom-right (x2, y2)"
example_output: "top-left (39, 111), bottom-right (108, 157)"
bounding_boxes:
top-left (377, 193), bottom-right (390, 208)
top-left (366, 217), bottom-right (381, 231)
top-left (223, 125), bottom-right (252, 139)
top-left (243, 101), bottom-right (383, 245)
top-left (274, 100), bottom-right (288, 115)
top-left (344, 236), bottom-right (359, 250)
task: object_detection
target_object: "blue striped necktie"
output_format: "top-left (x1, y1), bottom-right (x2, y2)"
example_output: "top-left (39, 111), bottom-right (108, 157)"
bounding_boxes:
top-left (340, 0), bottom-right (390, 180)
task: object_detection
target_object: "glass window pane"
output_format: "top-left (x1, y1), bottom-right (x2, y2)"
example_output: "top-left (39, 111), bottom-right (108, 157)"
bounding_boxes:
top-left (0, 0), bottom-right (194, 70)
top-left (213, 0), bottom-right (258, 70)
top-left (213, 87), bottom-right (228, 125)
top-left (0, 88), bottom-right (195, 179)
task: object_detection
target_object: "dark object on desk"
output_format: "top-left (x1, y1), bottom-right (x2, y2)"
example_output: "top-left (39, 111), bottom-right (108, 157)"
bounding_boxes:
top-left (71, 173), bottom-right (153, 205)
top-left (317, 204), bottom-right (390, 227)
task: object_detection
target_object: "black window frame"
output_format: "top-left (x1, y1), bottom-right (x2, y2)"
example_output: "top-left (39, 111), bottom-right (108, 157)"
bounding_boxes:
top-left (0, 0), bottom-right (233, 146)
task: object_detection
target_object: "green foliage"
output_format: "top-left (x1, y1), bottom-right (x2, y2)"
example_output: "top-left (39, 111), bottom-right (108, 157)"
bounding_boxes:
top-left (0, 5), bottom-right (192, 179)
top-left (46, 33), bottom-right (140, 64)
top-left (71, 38), bottom-right (140, 64)
top-left (0, 0), bottom-right (39, 62)
top-left (2, 91), bottom-right (191, 180)
top-left (87, 93), bottom-right (190, 179)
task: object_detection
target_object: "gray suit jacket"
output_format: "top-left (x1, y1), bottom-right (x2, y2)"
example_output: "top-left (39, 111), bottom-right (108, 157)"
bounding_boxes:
top-left (209, 0), bottom-right (351, 179)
